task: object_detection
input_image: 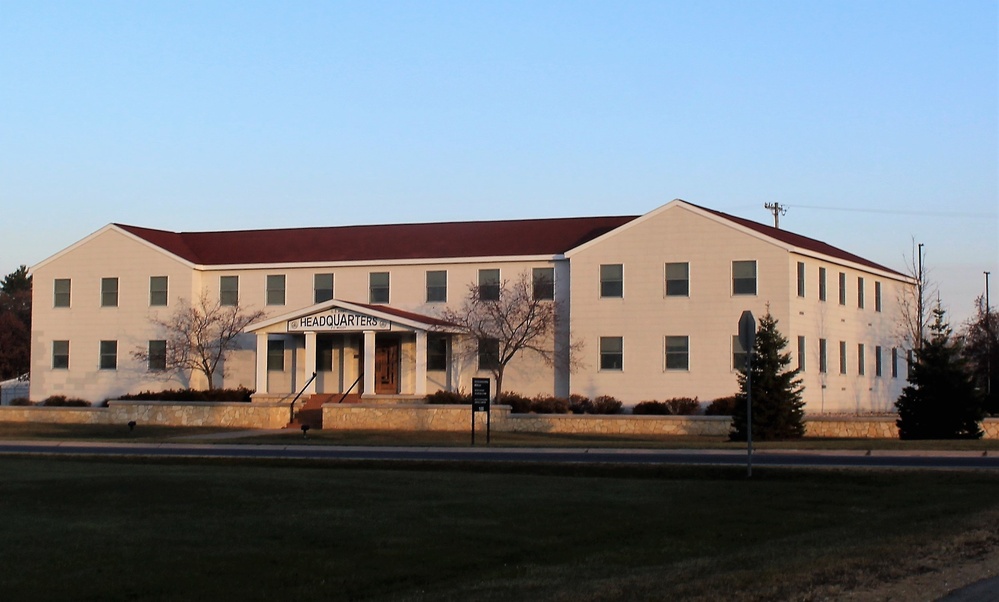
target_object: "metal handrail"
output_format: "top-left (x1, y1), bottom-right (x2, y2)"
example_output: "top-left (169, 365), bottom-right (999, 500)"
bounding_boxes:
top-left (338, 373), bottom-right (363, 404)
top-left (288, 371), bottom-right (318, 423)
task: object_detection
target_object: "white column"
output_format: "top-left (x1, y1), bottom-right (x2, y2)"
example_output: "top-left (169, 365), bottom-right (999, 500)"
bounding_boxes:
top-left (304, 331), bottom-right (317, 394)
top-left (414, 330), bottom-right (427, 396)
top-left (255, 333), bottom-right (269, 395)
top-left (363, 330), bottom-right (376, 397)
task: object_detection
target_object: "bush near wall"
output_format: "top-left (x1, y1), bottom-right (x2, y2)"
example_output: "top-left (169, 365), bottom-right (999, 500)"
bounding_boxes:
top-left (41, 395), bottom-right (91, 407)
top-left (634, 397), bottom-right (701, 415)
top-left (114, 387), bottom-right (254, 403)
top-left (705, 395), bottom-right (739, 416)
top-left (424, 390), bottom-right (472, 404)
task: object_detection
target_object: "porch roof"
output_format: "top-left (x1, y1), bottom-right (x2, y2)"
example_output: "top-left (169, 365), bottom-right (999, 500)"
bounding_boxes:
top-left (245, 299), bottom-right (459, 334)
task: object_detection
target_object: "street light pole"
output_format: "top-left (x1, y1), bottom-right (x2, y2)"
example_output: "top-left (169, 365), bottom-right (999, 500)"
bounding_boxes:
top-left (986, 271), bottom-right (992, 398)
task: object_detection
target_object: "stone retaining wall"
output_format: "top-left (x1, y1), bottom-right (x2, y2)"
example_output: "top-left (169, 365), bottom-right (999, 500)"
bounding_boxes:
top-left (3, 402), bottom-right (998, 439)
top-left (0, 401), bottom-right (289, 429)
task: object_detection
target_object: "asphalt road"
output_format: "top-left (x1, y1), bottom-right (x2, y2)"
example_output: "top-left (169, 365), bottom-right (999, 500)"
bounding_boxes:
top-left (1, 440), bottom-right (998, 470)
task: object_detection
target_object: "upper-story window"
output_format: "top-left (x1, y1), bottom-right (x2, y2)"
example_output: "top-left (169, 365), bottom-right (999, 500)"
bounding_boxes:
top-left (220, 276), bottom-right (239, 306)
top-left (600, 264), bottom-right (623, 298)
top-left (266, 275), bottom-right (286, 306)
top-left (532, 267), bottom-right (554, 300)
top-left (838, 272), bottom-right (847, 305)
top-left (665, 262), bottom-right (689, 297)
top-left (875, 281), bottom-right (883, 312)
top-left (54, 278), bottom-right (71, 308)
top-left (369, 272), bottom-right (389, 304)
top-left (819, 267), bottom-right (827, 301)
top-left (426, 270), bottom-right (447, 303)
top-left (732, 260), bottom-right (757, 295)
top-left (796, 262), bottom-right (806, 298)
top-left (101, 277), bottom-right (119, 307)
top-left (314, 273), bottom-right (334, 303)
top-left (857, 277), bottom-right (865, 309)
top-left (149, 276), bottom-right (168, 306)
top-left (478, 269), bottom-right (500, 301)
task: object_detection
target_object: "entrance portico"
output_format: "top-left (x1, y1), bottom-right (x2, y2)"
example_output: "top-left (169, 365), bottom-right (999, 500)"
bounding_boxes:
top-left (246, 300), bottom-right (456, 399)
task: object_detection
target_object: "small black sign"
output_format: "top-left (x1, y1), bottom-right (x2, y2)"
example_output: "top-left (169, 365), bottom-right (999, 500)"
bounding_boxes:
top-left (472, 378), bottom-right (490, 412)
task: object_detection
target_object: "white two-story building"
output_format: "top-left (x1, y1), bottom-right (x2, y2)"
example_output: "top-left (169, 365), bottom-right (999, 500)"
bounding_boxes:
top-left (29, 199), bottom-right (914, 413)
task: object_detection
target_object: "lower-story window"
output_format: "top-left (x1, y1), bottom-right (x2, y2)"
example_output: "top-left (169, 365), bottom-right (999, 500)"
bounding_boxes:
top-left (665, 336), bottom-right (689, 370)
top-left (148, 340), bottom-right (167, 371)
top-left (478, 338), bottom-right (499, 370)
top-left (428, 335), bottom-right (448, 371)
top-left (600, 337), bottom-right (623, 370)
top-left (267, 340), bottom-right (285, 371)
top-left (99, 340), bottom-right (117, 370)
top-left (53, 340), bottom-right (69, 369)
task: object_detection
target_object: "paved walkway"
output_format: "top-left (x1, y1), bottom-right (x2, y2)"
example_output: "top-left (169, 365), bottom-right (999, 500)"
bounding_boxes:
top-left (937, 576), bottom-right (999, 601)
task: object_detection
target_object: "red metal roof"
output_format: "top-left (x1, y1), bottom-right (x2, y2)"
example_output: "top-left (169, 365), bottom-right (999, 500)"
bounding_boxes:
top-left (695, 205), bottom-right (904, 276)
top-left (116, 216), bottom-right (638, 265)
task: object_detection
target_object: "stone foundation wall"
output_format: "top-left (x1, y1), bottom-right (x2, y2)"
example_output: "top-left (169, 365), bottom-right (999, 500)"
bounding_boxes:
top-left (324, 404), bottom-right (493, 432)
top-left (0, 406), bottom-right (111, 424)
top-left (804, 416), bottom-right (899, 439)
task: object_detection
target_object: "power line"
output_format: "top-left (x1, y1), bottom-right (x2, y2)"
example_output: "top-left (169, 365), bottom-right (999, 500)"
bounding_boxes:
top-left (788, 204), bottom-right (996, 219)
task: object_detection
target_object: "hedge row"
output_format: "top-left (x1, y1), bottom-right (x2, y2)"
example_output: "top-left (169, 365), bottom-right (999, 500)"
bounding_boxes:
top-left (114, 387), bottom-right (254, 402)
top-left (424, 390), bottom-right (740, 416)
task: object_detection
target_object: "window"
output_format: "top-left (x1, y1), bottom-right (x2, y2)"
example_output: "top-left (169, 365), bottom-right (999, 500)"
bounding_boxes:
top-left (732, 260), bottom-right (757, 295)
top-left (426, 271), bottom-right (447, 303)
top-left (148, 340), bottom-right (167, 371)
top-left (369, 272), bottom-right (389, 304)
top-left (149, 276), bottom-right (168, 306)
top-left (478, 338), bottom-right (500, 370)
top-left (857, 277), bottom-right (865, 309)
top-left (891, 348), bottom-right (899, 378)
top-left (875, 281), bottom-right (883, 312)
top-left (665, 336), bottom-right (689, 370)
top-left (796, 262), bottom-right (806, 298)
top-left (732, 335), bottom-right (748, 370)
top-left (220, 276), bottom-right (239, 306)
top-left (875, 345), bottom-right (883, 377)
top-left (819, 267), bottom-right (827, 301)
top-left (600, 337), bottom-right (623, 370)
top-left (54, 278), bottom-right (71, 308)
top-left (266, 275), bottom-right (286, 306)
top-left (478, 269), bottom-right (500, 301)
top-left (427, 335), bottom-right (448, 371)
top-left (839, 341), bottom-right (847, 374)
top-left (797, 335), bottom-right (806, 372)
top-left (665, 262), bottom-right (689, 297)
top-left (533, 267), bottom-right (554, 300)
top-left (819, 339), bottom-right (828, 373)
top-left (838, 272), bottom-right (847, 305)
top-left (858, 343), bottom-right (866, 376)
top-left (101, 277), bottom-right (119, 307)
top-left (267, 339), bottom-right (285, 371)
top-left (600, 264), bottom-right (623, 298)
top-left (99, 340), bottom-right (117, 370)
top-left (52, 340), bottom-right (69, 369)
top-left (906, 350), bottom-right (913, 378)
top-left (314, 273), bottom-right (334, 303)
top-left (316, 338), bottom-right (335, 372)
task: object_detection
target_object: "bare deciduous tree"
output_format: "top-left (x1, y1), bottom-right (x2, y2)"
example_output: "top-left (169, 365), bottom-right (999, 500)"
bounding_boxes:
top-left (133, 292), bottom-right (265, 390)
top-left (438, 271), bottom-right (581, 400)
top-left (896, 239), bottom-right (936, 352)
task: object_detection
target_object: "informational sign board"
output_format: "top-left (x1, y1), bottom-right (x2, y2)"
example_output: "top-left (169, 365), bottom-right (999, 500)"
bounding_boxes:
top-left (472, 377), bottom-right (490, 412)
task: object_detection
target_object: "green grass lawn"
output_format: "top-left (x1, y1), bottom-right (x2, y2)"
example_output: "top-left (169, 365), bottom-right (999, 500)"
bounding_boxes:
top-left (0, 456), bottom-right (997, 601)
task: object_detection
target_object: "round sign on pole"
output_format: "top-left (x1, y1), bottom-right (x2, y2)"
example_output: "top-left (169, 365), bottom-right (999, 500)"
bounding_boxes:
top-left (738, 310), bottom-right (756, 353)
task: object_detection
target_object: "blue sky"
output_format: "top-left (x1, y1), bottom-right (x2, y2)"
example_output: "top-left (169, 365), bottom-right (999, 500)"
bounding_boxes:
top-left (2, 0), bottom-right (996, 323)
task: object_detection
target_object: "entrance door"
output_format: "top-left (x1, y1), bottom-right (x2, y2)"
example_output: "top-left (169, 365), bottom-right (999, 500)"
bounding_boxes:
top-left (375, 339), bottom-right (400, 394)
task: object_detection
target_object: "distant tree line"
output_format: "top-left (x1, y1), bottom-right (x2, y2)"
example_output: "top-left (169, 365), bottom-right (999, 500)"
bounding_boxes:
top-left (0, 265), bottom-right (31, 380)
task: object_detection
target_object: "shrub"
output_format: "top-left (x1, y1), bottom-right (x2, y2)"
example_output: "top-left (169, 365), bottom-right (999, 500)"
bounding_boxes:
top-left (633, 400), bottom-right (668, 415)
top-left (705, 395), bottom-right (738, 416)
top-left (568, 394), bottom-right (592, 414)
top-left (9, 397), bottom-right (32, 406)
top-left (41, 395), bottom-right (91, 407)
top-left (664, 397), bottom-right (701, 415)
top-left (529, 395), bottom-right (570, 414)
top-left (500, 392), bottom-right (533, 414)
top-left (424, 390), bottom-right (471, 405)
top-left (590, 395), bottom-right (623, 415)
top-left (116, 388), bottom-right (254, 402)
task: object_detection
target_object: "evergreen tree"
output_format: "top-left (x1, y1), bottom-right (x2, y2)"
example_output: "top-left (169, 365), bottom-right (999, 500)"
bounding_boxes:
top-left (896, 303), bottom-right (984, 439)
top-left (961, 295), bottom-right (998, 415)
top-left (0, 265), bottom-right (32, 380)
top-left (730, 312), bottom-right (805, 441)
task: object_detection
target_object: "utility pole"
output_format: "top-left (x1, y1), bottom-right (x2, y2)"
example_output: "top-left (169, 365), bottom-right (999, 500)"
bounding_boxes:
top-left (986, 271), bottom-right (992, 397)
top-left (916, 243), bottom-right (924, 352)
top-left (764, 202), bottom-right (787, 229)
